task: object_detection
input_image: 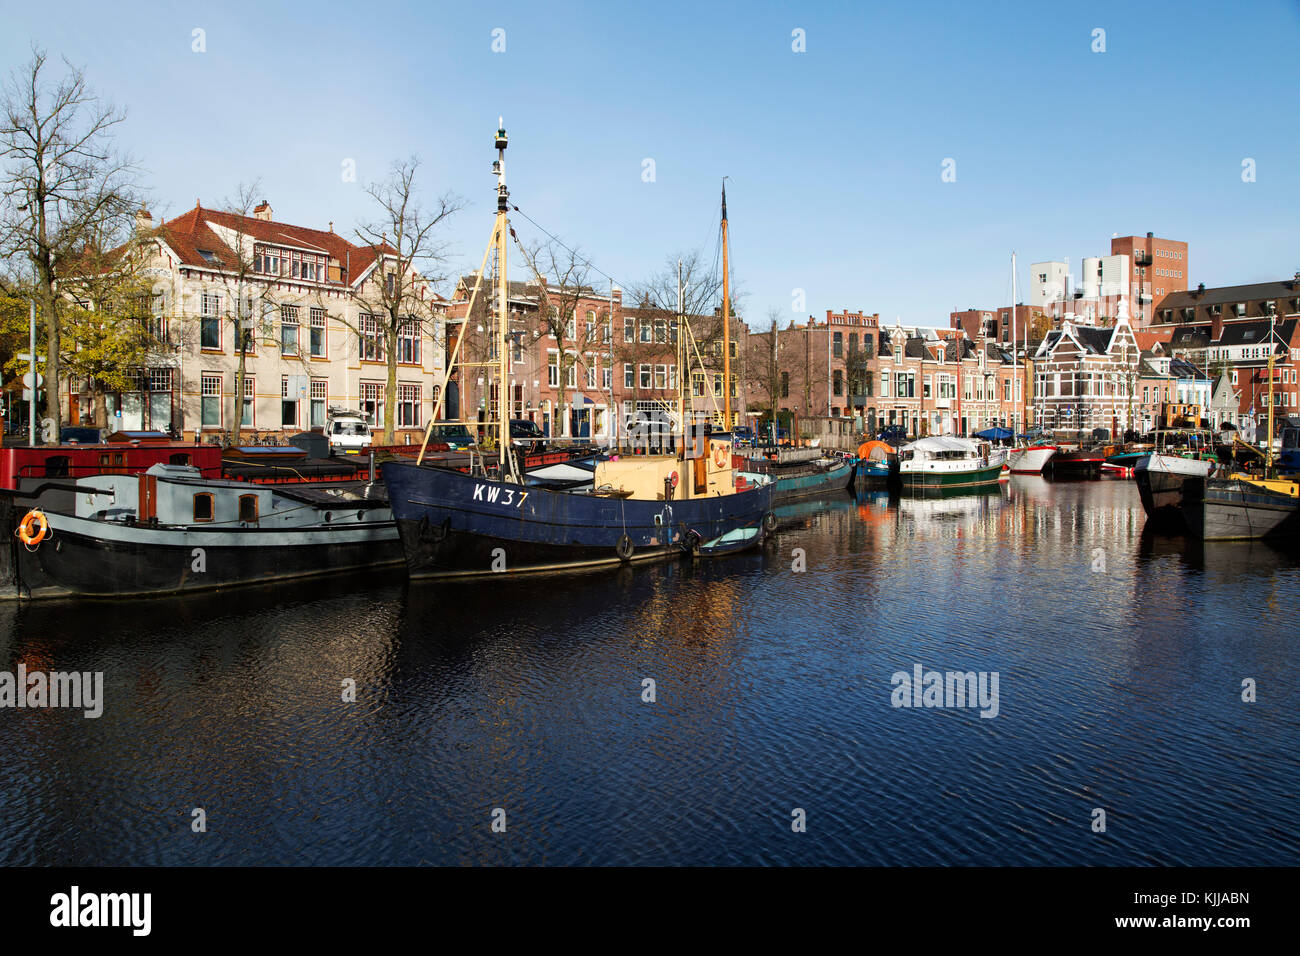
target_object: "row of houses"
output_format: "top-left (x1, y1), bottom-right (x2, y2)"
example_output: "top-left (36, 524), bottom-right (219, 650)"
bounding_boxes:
top-left (49, 200), bottom-right (1300, 447)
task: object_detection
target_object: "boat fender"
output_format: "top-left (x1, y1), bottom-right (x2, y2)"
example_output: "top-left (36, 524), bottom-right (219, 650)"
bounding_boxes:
top-left (615, 534), bottom-right (634, 562)
top-left (16, 510), bottom-right (49, 547)
top-left (762, 511), bottom-right (777, 533)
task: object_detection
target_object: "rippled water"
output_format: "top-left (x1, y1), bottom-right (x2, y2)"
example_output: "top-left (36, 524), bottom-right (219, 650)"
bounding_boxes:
top-left (2, 476), bottom-right (1298, 866)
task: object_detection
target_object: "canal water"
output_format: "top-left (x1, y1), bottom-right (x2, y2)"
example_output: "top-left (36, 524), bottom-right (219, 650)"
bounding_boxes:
top-left (2, 476), bottom-right (1297, 866)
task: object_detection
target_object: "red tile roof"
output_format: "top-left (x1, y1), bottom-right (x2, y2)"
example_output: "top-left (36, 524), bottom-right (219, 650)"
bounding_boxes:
top-left (155, 204), bottom-right (394, 287)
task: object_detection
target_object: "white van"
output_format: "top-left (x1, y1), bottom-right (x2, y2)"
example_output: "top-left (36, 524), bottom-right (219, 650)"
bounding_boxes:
top-left (326, 409), bottom-right (372, 455)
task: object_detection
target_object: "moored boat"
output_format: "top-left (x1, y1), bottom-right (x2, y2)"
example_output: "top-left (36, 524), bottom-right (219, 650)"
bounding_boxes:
top-left (898, 436), bottom-right (1003, 491)
top-left (744, 448), bottom-right (854, 502)
top-left (382, 122), bottom-right (774, 580)
top-left (1006, 443), bottom-right (1056, 474)
top-left (1182, 473), bottom-right (1300, 541)
top-left (1050, 446), bottom-right (1108, 479)
top-left (1135, 452), bottom-right (1217, 527)
top-left (1, 463), bottom-right (400, 599)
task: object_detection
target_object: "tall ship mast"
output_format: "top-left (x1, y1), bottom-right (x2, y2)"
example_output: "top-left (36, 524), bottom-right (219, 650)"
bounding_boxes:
top-left (381, 122), bottom-right (775, 579)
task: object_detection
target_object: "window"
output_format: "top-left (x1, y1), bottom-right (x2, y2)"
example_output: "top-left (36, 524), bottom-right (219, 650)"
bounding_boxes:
top-left (833, 332), bottom-right (843, 357)
top-left (310, 308), bottom-right (327, 358)
top-left (654, 365), bottom-right (667, 389)
top-left (398, 319), bottom-right (421, 364)
top-left (201, 374), bottom-right (222, 427)
top-left (359, 313), bottom-right (384, 362)
top-left (603, 366), bottom-right (611, 389)
top-left (640, 321), bottom-right (652, 343)
top-left (241, 376), bottom-right (255, 427)
top-left (587, 360), bottom-right (597, 389)
top-left (624, 363), bottom-right (633, 388)
top-left (398, 384), bottom-right (421, 427)
top-left (360, 382), bottom-right (384, 427)
top-left (833, 369), bottom-right (843, 396)
top-left (281, 376), bottom-right (298, 429)
top-left (565, 313), bottom-right (576, 340)
top-left (640, 364), bottom-right (652, 389)
top-left (654, 319), bottom-right (667, 343)
top-left (692, 372), bottom-right (705, 397)
top-left (201, 293), bottom-right (221, 350)
top-left (624, 317), bottom-right (635, 343)
top-left (548, 353), bottom-right (560, 387)
top-left (280, 305), bottom-right (299, 356)
top-left (385, 272), bottom-right (395, 296)
top-left (566, 357), bottom-right (577, 388)
top-left (193, 493), bottom-right (214, 522)
top-left (311, 380), bottom-right (327, 428)
top-left (239, 495), bottom-right (259, 525)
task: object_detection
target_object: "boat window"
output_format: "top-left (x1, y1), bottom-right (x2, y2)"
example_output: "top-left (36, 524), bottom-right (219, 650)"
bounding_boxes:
top-left (193, 493), bottom-right (215, 522)
top-left (44, 455), bottom-right (70, 478)
top-left (239, 495), bottom-right (259, 524)
top-left (169, 453), bottom-right (191, 466)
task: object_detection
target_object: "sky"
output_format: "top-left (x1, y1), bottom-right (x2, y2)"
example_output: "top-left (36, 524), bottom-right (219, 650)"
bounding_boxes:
top-left (4, 0), bottom-right (1299, 328)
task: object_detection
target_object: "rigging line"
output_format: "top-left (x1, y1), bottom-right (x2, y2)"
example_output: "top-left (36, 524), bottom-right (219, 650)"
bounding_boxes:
top-left (508, 203), bottom-right (631, 293)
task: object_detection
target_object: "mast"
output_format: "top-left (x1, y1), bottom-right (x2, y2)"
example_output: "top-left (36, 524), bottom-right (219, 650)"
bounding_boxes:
top-left (1266, 311), bottom-right (1277, 475)
top-left (721, 181), bottom-right (732, 429)
top-left (1011, 252), bottom-right (1018, 436)
top-left (677, 258), bottom-right (686, 458)
top-left (494, 118), bottom-right (518, 481)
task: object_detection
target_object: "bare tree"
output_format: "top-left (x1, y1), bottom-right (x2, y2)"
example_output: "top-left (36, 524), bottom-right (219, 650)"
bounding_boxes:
top-left (745, 307), bottom-right (786, 421)
top-left (0, 48), bottom-right (138, 441)
top-left (353, 158), bottom-right (463, 444)
top-left (516, 239), bottom-right (603, 440)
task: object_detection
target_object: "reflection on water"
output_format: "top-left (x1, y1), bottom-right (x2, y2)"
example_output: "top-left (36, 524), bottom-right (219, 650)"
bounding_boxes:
top-left (1, 476), bottom-right (1297, 865)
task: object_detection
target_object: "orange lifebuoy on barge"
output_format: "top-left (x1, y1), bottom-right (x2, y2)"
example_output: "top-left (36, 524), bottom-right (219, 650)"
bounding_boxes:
top-left (16, 509), bottom-right (49, 547)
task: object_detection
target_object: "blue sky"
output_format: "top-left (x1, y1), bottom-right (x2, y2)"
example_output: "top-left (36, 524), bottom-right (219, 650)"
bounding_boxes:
top-left (5, 0), bottom-right (1298, 326)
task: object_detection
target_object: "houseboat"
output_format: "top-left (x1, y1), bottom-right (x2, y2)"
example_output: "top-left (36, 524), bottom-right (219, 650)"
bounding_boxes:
top-left (743, 448), bottom-right (854, 502)
top-left (1, 462), bottom-right (400, 599)
top-left (897, 436), bottom-right (1004, 491)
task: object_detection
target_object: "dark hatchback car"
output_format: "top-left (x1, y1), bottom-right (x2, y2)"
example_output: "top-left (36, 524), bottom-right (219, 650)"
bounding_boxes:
top-left (509, 419), bottom-right (547, 453)
top-left (428, 423), bottom-right (475, 451)
top-left (878, 424), bottom-right (909, 446)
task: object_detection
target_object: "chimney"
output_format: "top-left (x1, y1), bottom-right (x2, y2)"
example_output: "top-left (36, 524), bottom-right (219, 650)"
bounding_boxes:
top-left (134, 208), bottom-right (153, 233)
top-left (253, 201), bottom-right (273, 221)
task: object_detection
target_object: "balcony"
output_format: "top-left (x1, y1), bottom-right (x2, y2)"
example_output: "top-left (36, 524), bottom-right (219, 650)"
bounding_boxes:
top-left (1134, 252), bottom-right (1152, 266)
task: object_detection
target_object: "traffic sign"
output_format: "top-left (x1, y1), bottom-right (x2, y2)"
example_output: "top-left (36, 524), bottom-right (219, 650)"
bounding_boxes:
top-left (16, 353), bottom-right (46, 363)
top-left (22, 372), bottom-right (43, 389)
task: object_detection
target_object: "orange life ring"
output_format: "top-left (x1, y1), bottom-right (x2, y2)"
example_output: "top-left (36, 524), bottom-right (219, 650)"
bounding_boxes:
top-left (17, 509), bottom-right (49, 546)
top-left (713, 444), bottom-right (729, 469)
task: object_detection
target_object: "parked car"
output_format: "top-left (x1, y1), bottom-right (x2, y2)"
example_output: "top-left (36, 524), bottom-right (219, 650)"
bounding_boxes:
top-left (428, 423), bottom-right (475, 451)
top-left (60, 426), bottom-right (102, 444)
top-left (732, 426), bottom-right (756, 447)
top-left (509, 418), bottom-right (547, 454)
top-left (325, 410), bottom-right (372, 455)
top-left (878, 425), bottom-right (908, 446)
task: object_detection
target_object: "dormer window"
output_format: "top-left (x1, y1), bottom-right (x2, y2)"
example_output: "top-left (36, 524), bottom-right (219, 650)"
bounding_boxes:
top-left (197, 249), bottom-right (220, 266)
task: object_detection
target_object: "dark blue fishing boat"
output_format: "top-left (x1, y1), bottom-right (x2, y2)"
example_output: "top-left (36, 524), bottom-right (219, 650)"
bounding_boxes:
top-left (382, 458), bottom-right (773, 578)
top-left (384, 121), bottom-right (774, 580)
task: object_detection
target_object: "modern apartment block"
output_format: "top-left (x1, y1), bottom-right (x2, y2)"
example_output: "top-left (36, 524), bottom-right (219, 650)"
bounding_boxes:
top-left (1032, 233), bottom-right (1188, 328)
top-left (91, 203), bottom-right (446, 442)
